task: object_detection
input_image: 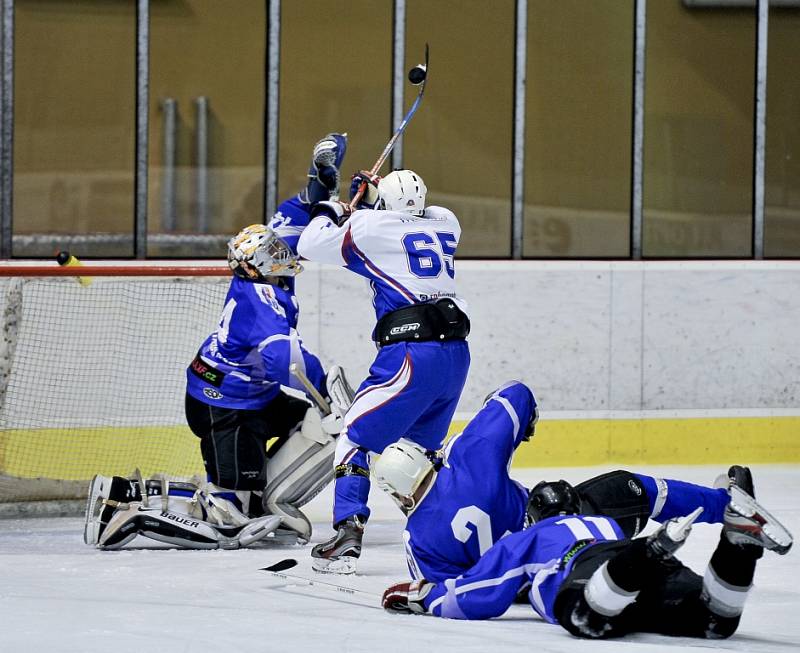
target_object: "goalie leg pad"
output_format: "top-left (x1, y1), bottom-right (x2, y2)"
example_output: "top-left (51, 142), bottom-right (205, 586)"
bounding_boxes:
top-left (97, 502), bottom-right (282, 550)
top-left (264, 407), bottom-right (336, 510)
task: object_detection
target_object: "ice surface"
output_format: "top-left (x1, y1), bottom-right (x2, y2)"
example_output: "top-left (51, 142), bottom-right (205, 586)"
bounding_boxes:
top-left (1, 465), bottom-right (798, 653)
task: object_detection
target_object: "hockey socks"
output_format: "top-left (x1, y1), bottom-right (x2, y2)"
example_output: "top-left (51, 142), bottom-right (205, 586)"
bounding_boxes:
top-left (635, 474), bottom-right (728, 524)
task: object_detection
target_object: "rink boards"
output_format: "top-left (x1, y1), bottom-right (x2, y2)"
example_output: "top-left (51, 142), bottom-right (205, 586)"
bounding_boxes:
top-left (1, 413), bottom-right (798, 481)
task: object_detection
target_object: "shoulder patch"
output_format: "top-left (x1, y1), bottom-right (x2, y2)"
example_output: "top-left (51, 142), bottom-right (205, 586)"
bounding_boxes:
top-left (254, 284), bottom-right (287, 318)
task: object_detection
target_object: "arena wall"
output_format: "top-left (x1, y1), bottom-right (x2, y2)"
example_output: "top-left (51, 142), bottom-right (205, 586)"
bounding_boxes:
top-left (296, 260), bottom-right (800, 464)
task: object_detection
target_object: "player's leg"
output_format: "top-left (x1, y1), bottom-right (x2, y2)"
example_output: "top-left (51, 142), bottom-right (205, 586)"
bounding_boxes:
top-left (311, 343), bottom-right (451, 573)
top-left (185, 393), bottom-right (272, 496)
top-left (403, 340), bottom-right (471, 451)
top-left (632, 472), bottom-right (729, 526)
top-left (575, 469), bottom-right (730, 538)
top-left (556, 508), bottom-right (703, 638)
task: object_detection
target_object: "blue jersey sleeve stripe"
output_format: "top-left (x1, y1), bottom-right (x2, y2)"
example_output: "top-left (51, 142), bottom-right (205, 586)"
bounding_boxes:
top-left (488, 394), bottom-right (521, 443)
top-left (257, 333), bottom-right (291, 350)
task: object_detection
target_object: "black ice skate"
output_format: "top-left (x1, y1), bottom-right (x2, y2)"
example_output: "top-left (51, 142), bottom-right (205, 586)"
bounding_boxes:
top-left (717, 464), bottom-right (755, 497)
top-left (646, 506), bottom-right (703, 559)
top-left (723, 485), bottom-right (793, 555)
top-left (310, 516), bottom-right (364, 575)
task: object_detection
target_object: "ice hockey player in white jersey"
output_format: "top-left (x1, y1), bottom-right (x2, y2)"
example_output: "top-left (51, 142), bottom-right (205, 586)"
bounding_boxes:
top-left (84, 134), bottom-right (354, 550)
top-left (382, 465), bottom-right (793, 643)
top-left (297, 169), bottom-right (471, 574)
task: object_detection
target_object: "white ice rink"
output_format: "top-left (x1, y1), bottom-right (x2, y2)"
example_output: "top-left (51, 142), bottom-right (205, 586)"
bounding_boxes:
top-left (1, 465), bottom-right (798, 653)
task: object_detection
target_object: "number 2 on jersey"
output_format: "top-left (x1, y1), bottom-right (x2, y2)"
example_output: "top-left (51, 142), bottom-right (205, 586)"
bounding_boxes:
top-left (451, 505), bottom-right (493, 555)
top-left (403, 231), bottom-right (456, 279)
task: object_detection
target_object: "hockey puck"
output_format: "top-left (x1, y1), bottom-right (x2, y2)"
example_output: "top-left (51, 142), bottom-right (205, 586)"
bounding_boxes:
top-left (408, 64), bottom-right (427, 86)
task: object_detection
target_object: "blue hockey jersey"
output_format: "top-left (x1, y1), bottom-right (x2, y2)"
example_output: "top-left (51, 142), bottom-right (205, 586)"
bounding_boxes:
top-left (267, 194), bottom-right (312, 257)
top-left (423, 514), bottom-right (626, 622)
top-left (403, 381), bottom-right (535, 582)
top-left (185, 275), bottom-right (325, 410)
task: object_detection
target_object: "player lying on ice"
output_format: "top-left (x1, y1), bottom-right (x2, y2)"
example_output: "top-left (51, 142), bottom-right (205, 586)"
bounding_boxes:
top-left (297, 168), bottom-right (471, 573)
top-left (372, 380), bottom-right (776, 584)
top-left (84, 134), bottom-right (355, 550)
top-left (382, 464), bottom-right (792, 640)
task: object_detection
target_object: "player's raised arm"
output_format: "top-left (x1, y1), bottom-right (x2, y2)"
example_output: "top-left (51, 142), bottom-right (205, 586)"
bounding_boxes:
top-left (296, 201), bottom-right (355, 266)
top-left (444, 380), bottom-right (539, 470)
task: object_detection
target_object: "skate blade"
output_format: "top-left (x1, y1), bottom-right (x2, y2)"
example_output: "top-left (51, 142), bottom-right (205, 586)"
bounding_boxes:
top-left (311, 555), bottom-right (358, 575)
top-left (729, 486), bottom-right (793, 554)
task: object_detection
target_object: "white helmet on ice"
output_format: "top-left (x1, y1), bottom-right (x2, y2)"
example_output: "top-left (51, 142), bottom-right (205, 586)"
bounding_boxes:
top-left (227, 224), bottom-right (302, 280)
top-left (373, 439), bottom-right (435, 511)
top-left (377, 170), bottom-right (427, 216)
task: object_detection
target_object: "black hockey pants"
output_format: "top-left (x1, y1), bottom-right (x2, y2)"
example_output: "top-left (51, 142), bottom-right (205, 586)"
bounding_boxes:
top-left (185, 392), bottom-right (310, 491)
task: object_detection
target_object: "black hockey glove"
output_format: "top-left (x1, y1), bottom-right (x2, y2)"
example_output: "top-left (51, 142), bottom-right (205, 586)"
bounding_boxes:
top-left (310, 200), bottom-right (353, 227)
top-left (382, 580), bottom-right (434, 614)
top-left (350, 170), bottom-right (381, 209)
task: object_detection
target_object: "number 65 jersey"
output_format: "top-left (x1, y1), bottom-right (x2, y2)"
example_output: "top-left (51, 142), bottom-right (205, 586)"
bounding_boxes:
top-left (297, 206), bottom-right (469, 325)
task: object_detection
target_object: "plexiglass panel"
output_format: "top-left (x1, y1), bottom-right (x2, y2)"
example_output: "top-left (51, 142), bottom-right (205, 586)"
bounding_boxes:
top-left (148, 0), bottom-right (266, 257)
top-left (405, 0), bottom-right (515, 257)
top-left (765, 8), bottom-right (800, 257)
top-left (279, 0), bottom-right (392, 208)
top-left (643, 2), bottom-right (754, 257)
top-left (524, 0), bottom-right (633, 257)
top-left (13, 1), bottom-right (136, 257)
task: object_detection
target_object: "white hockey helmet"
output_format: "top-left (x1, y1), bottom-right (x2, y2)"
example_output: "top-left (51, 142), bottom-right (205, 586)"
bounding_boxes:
top-left (373, 439), bottom-right (435, 510)
top-left (227, 224), bottom-right (302, 280)
top-left (377, 170), bottom-right (427, 216)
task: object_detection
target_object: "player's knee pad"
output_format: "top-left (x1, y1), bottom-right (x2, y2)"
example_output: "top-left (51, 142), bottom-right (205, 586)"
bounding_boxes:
top-left (575, 470), bottom-right (650, 537)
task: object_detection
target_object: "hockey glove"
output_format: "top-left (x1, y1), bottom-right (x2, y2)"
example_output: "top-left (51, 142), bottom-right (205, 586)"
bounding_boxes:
top-left (310, 200), bottom-right (352, 227)
top-left (382, 580), bottom-right (434, 614)
top-left (645, 506), bottom-right (703, 559)
top-left (350, 170), bottom-right (381, 209)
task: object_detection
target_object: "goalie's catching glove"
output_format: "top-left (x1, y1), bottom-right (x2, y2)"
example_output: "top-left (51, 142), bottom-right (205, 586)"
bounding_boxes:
top-left (382, 580), bottom-right (434, 614)
top-left (350, 170), bottom-right (382, 209)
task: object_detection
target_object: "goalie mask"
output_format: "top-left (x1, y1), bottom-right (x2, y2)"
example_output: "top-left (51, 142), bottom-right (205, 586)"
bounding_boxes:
top-left (377, 170), bottom-right (427, 216)
top-left (227, 224), bottom-right (302, 280)
top-left (373, 440), bottom-right (435, 511)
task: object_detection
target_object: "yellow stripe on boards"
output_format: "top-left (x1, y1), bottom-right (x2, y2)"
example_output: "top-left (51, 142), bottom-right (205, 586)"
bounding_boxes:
top-left (447, 416), bottom-right (800, 467)
top-left (1, 416), bottom-right (798, 481)
top-left (0, 426), bottom-right (205, 480)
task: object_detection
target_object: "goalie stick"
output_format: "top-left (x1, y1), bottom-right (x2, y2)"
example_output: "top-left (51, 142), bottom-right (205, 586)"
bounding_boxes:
top-left (261, 558), bottom-right (381, 607)
top-left (289, 362), bottom-right (331, 415)
top-left (349, 44), bottom-right (430, 210)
